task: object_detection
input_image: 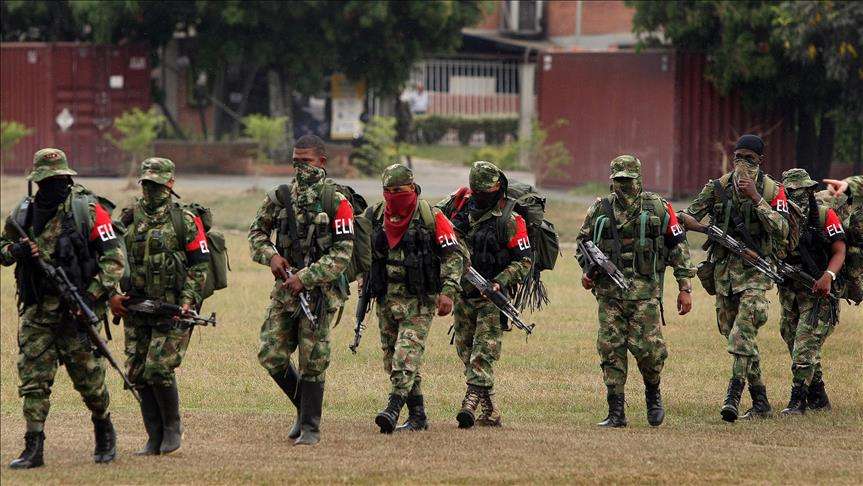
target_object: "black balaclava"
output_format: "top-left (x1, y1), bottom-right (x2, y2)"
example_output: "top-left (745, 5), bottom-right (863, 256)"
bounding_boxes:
top-left (32, 176), bottom-right (72, 234)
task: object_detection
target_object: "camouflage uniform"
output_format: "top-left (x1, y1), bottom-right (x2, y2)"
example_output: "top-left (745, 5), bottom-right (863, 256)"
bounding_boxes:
top-left (778, 169), bottom-right (846, 415)
top-left (844, 176), bottom-right (863, 306)
top-left (447, 161), bottom-right (532, 428)
top-left (576, 155), bottom-right (694, 427)
top-left (1, 149), bottom-right (125, 467)
top-left (119, 158), bottom-right (211, 455)
top-left (248, 160), bottom-right (354, 445)
top-left (371, 164), bottom-right (464, 433)
top-left (684, 135), bottom-right (790, 421)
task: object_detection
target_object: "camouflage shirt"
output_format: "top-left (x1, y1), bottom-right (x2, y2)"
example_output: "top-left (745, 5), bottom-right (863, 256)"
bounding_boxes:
top-left (577, 192), bottom-right (694, 300)
top-left (457, 203), bottom-right (532, 291)
top-left (685, 173), bottom-right (789, 296)
top-left (0, 184), bottom-right (126, 322)
top-left (248, 178), bottom-right (354, 307)
top-left (121, 198), bottom-right (210, 307)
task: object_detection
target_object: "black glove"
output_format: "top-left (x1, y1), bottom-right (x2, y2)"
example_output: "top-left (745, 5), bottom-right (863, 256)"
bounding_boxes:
top-left (9, 241), bottom-right (32, 261)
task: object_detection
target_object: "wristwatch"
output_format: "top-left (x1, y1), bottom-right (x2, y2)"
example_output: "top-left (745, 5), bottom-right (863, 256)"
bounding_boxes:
top-left (680, 287), bottom-right (693, 294)
top-left (825, 270), bottom-right (837, 281)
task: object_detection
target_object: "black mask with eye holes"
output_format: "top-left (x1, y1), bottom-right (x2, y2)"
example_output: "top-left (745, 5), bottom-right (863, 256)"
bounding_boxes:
top-left (32, 176), bottom-right (72, 235)
top-left (469, 189), bottom-right (502, 215)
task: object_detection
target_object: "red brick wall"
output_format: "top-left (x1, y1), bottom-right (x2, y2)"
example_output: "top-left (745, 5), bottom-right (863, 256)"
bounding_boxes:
top-left (546, 1), bottom-right (579, 37)
top-left (579, 1), bottom-right (634, 36)
top-left (473, 1), bottom-right (635, 38)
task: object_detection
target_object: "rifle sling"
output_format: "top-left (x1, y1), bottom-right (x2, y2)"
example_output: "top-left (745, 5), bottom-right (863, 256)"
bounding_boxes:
top-left (277, 184), bottom-right (304, 268)
top-left (601, 198), bottom-right (622, 266)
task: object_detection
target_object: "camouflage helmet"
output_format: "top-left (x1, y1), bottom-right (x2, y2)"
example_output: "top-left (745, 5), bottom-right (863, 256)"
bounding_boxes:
top-left (138, 157), bottom-right (175, 185)
top-left (782, 168), bottom-right (818, 190)
top-left (609, 155), bottom-right (641, 179)
top-left (469, 161), bottom-right (502, 191)
top-left (381, 163), bottom-right (414, 188)
top-left (27, 148), bottom-right (77, 182)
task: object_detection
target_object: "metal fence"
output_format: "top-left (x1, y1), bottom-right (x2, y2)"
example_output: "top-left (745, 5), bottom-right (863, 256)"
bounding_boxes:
top-left (371, 58), bottom-right (522, 117)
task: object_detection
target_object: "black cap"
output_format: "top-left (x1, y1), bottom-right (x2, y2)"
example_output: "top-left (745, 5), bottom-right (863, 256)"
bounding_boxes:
top-left (734, 134), bottom-right (764, 156)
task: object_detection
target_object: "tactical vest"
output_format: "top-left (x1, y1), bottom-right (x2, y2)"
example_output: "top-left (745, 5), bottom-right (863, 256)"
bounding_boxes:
top-left (368, 200), bottom-right (442, 298)
top-left (791, 201), bottom-right (832, 276)
top-left (122, 204), bottom-right (189, 304)
top-left (268, 184), bottom-right (337, 269)
top-left (710, 172), bottom-right (781, 257)
top-left (592, 193), bottom-right (670, 279)
top-left (11, 188), bottom-right (101, 310)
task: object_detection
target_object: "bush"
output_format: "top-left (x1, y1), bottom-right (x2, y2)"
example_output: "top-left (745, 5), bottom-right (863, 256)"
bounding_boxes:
top-left (413, 115), bottom-right (518, 145)
top-left (471, 144), bottom-right (521, 171)
top-left (242, 114), bottom-right (287, 164)
top-left (1, 119), bottom-right (33, 163)
top-left (469, 119), bottom-right (573, 173)
top-left (105, 108), bottom-right (166, 182)
top-left (351, 116), bottom-right (412, 176)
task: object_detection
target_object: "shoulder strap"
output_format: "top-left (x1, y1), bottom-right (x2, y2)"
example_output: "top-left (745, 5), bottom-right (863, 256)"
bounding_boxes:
top-left (762, 176), bottom-right (778, 201)
top-left (498, 198), bottom-right (518, 242)
top-left (418, 200), bottom-right (435, 231)
top-left (601, 197), bottom-right (622, 265)
top-left (321, 183), bottom-right (337, 219)
top-left (170, 204), bottom-right (186, 245)
top-left (70, 194), bottom-right (94, 236)
top-left (275, 184), bottom-right (302, 263)
top-left (12, 196), bottom-right (33, 230)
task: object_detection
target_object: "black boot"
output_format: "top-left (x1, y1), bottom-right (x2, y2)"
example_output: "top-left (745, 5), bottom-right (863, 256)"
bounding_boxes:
top-left (295, 380), bottom-right (324, 446)
top-left (152, 379), bottom-right (183, 454)
top-left (597, 389), bottom-right (627, 428)
top-left (807, 373), bottom-right (831, 411)
top-left (720, 378), bottom-right (745, 423)
top-left (781, 381), bottom-right (808, 416)
top-left (396, 395), bottom-right (428, 432)
top-left (9, 431), bottom-right (44, 469)
top-left (92, 414), bottom-right (117, 464)
top-left (135, 386), bottom-right (163, 455)
top-left (270, 364), bottom-right (302, 439)
top-left (456, 385), bottom-right (484, 429)
top-left (741, 384), bottom-right (772, 419)
top-left (645, 381), bottom-right (665, 427)
top-left (375, 394), bottom-right (406, 434)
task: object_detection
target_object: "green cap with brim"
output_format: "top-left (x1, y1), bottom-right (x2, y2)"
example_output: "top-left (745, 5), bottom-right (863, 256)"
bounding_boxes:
top-left (469, 161), bottom-right (502, 191)
top-left (27, 148), bottom-right (77, 182)
top-left (138, 157), bottom-right (176, 185)
top-left (381, 163), bottom-right (414, 187)
top-left (782, 168), bottom-right (818, 190)
top-left (609, 155), bottom-right (641, 179)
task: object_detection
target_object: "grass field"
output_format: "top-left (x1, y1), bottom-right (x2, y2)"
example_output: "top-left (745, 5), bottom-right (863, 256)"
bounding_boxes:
top-left (1, 177), bottom-right (861, 484)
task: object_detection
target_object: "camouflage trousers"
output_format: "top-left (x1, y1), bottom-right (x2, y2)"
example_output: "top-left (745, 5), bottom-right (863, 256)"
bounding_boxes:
top-left (16, 310), bottom-right (110, 424)
top-left (377, 293), bottom-right (435, 397)
top-left (715, 289), bottom-right (769, 385)
top-left (453, 295), bottom-right (501, 388)
top-left (778, 288), bottom-right (837, 385)
top-left (258, 285), bottom-right (334, 383)
top-left (124, 314), bottom-right (192, 387)
top-left (596, 297), bottom-right (667, 394)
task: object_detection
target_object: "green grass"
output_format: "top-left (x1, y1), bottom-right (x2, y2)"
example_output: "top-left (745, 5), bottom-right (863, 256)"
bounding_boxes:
top-left (1, 177), bottom-right (861, 484)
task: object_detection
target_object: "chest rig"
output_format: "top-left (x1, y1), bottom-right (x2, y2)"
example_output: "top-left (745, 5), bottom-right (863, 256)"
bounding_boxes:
top-left (123, 203), bottom-right (187, 303)
top-left (592, 193), bottom-right (670, 280)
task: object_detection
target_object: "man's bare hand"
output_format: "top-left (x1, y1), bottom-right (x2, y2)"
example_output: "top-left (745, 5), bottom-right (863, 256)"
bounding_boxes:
top-left (677, 291), bottom-right (692, 315)
top-left (823, 178), bottom-right (848, 196)
top-left (109, 294), bottom-right (130, 317)
top-left (812, 273), bottom-right (832, 297)
top-left (270, 254), bottom-right (289, 281)
top-left (736, 175), bottom-right (761, 202)
top-left (283, 273), bottom-right (304, 295)
top-left (436, 294), bottom-right (454, 316)
top-left (582, 274), bottom-right (594, 290)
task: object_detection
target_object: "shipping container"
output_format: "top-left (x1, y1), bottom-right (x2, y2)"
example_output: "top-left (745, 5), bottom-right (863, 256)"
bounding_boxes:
top-left (1, 43), bottom-right (150, 176)
top-left (536, 50), bottom-right (796, 197)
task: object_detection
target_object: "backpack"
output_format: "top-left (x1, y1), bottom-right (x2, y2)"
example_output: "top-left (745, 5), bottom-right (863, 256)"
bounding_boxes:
top-left (68, 189), bottom-right (131, 282)
top-left (270, 181), bottom-right (372, 283)
top-left (168, 203), bottom-right (229, 300)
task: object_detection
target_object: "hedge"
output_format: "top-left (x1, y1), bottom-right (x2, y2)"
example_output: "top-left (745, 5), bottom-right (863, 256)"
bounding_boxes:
top-left (412, 115), bottom-right (518, 145)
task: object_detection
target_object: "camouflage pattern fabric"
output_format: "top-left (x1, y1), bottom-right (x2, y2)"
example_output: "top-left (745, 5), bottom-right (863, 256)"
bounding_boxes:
top-left (596, 297), bottom-right (667, 394)
top-left (138, 157), bottom-right (175, 185)
top-left (469, 161), bottom-right (501, 191)
top-left (778, 288), bottom-right (837, 385)
top-left (382, 163), bottom-right (414, 187)
top-left (248, 173), bottom-right (354, 381)
top-left (124, 319), bottom-right (192, 387)
top-left (846, 175), bottom-right (863, 203)
top-left (26, 148), bottom-right (77, 182)
top-left (715, 289), bottom-right (769, 386)
top-left (377, 297), bottom-right (435, 397)
top-left (453, 296), bottom-right (502, 388)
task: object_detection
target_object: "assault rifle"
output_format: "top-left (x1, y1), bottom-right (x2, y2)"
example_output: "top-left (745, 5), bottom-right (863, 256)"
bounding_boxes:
top-left (286, 268), bottom-right (318, 330)
top-left (349, 276), bottom-right (372, 354)
top-left (775, 261), bottom-right (839, 299)
top-left (679, 214), bottom-right (783, 284)
top-left (9, 219), bottom-right (141, 403)
top-left (464, 267), bottom-right (535, 337)
top-left (576, 240), bottom-right (631, 291)
top-left (112, 298), bottom-right (217, 328)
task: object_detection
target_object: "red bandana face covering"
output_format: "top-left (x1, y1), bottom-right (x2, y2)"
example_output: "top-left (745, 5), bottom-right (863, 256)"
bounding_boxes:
top-left (383, 190), bottom-right (418, 248)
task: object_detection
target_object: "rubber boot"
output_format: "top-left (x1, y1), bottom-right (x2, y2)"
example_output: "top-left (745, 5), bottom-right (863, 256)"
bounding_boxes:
top-left (476, 388), bottom-right (502, 427)
top-left (135, 386), bottom-right (163, 455)
top-left (396, 395), bottom-right (429, 432)
top-left (153, 379), bottom-right (183, 454)
top-left (375, 394), bottom-right (406, 434)
top-left (9, 431), bottom-right (44, 469)
top-left (645, 381), bottom-right (665, 427)
top-left (456, 385), bottom-right (483, 429)
top-left (597, 389), bottom-right (627, 428)
top-left (92, 414), bottom-right (117, 464)
top-left (294, 380), bottom-right (324, 446)
top-left (720, 378), bottom-right (745, 423)
top-left (781, 381), bottom-right (808, 416)
top-left (270, 364), bottom-right (302, 439)
top-left (740, 384), bottom-right (772, 419)
top-left (807, 373), bottom-right (831, 411)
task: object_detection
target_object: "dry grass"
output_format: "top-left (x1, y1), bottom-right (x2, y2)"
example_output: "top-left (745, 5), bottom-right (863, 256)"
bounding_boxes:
top-left (1, 177), bottom-right (861, 485)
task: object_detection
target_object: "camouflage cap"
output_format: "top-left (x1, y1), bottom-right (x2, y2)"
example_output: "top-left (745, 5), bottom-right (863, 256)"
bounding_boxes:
top-left (27, 148), bottom-right (77, 182)
top-left (609, 155), bottom-right (641, 179)
top-left (782, 168), bottom-right (818, 190)
top-left (469, 161), bottom-right (502, 191)
top-left (381, 163), bottom-right (414, 187)
top-left (138, 157), bottom-right (175, 185)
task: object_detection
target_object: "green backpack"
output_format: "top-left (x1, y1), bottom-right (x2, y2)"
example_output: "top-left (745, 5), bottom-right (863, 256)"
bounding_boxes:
top-left (168, 203), bottom-right (229, 300)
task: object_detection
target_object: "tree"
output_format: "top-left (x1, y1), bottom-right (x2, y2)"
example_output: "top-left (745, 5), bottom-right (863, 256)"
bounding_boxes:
top-left (104, 108), bottom-right (166, 187)
top-left (628, 1), bottom-right (862, 179)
